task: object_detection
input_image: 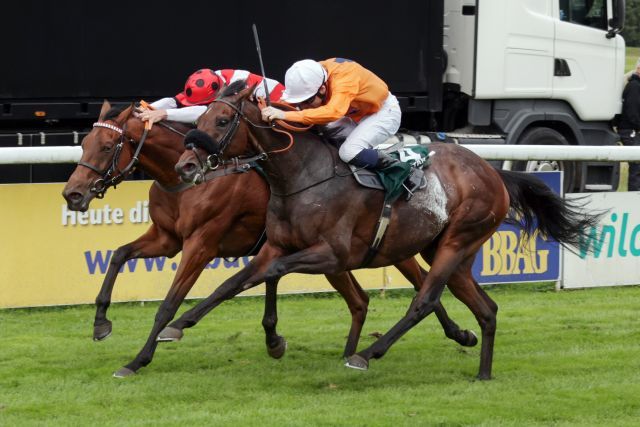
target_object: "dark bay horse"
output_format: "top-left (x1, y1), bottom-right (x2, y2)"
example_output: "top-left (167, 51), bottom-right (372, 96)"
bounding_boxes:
top-left (62, 101), bottom-right (476, 377)
top-left (170, 81), bottom-right (601, 380)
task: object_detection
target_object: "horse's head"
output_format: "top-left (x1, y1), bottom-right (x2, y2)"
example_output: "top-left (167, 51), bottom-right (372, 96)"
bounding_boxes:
top-left (176, 81), bottom-right (264, 184)
top-left (62, 100), bottom-right (140, 211)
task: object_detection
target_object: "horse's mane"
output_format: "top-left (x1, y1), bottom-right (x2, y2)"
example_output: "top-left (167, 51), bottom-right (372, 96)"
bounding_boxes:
top-left (219, 79), bottom-right (248, 98)
top-left (103, 105), bottom-right (128, 121)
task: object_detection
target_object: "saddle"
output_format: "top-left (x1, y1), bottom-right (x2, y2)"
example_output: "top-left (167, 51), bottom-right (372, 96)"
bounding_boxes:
top-left (346, 132), bottom-right (443, 267)
top-left (348, 134), bottom-right (436, 198)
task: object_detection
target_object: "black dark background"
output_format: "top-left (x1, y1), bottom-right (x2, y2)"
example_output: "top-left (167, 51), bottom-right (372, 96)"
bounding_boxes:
top-left (0, 0), bottom-right (443, 183)
top-left (1, 0), bottom-right (442, 105)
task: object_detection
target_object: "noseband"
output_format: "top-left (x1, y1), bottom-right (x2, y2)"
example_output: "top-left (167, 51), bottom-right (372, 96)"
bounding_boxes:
top-left (77, 121), bottom-right (149, 198)
top-left (186, 98), bottom-right (271, 177)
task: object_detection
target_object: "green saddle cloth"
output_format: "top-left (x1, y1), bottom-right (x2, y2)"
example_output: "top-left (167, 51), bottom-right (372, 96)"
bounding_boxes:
top-left (375, 145), bottom-right (430, 202)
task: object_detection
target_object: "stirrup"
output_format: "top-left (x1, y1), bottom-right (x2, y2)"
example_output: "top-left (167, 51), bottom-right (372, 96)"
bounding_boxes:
top-left (403, 168), bottom-right (425, 200)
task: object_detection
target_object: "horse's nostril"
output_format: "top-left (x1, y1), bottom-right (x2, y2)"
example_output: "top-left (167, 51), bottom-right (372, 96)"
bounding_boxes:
top-left (67, 192), bottom-right (83, 202)
top-left (176, 162), bottom-right (197, 177)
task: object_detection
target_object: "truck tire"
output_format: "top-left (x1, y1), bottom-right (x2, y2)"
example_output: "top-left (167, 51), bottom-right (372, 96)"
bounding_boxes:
top-left (509, 127), bottom-right (578, 193)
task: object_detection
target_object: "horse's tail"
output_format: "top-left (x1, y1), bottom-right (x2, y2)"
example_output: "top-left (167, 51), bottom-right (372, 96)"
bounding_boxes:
top-left (495, 168), bottom-right (604, 251)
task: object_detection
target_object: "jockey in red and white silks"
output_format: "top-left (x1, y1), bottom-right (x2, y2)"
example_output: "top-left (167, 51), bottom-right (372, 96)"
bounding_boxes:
top-left (139, 68), bottom-right (284, 124)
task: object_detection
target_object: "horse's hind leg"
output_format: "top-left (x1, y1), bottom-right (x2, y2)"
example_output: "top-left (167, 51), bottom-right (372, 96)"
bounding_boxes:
top-left (346, 245), bottom-right (465, 371)
top-left (324, 272), bottom-right (369, 358)
top-left (393, 258), bottom-right (477, 347)
top-left (94, 225), bottom-right (179, 341)
top-left (446, 263), bottom-right (498, 380)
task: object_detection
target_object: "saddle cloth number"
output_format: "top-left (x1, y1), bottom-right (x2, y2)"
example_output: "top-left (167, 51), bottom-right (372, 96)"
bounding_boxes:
top-left (396, 147), bottom-right (428, 168)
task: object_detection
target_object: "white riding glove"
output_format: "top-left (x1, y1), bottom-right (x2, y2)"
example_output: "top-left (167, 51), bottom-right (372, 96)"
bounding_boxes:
top-left (138, 109), bottom-right (168, 124)
top-left (261, 106), bottom-right (285, 122)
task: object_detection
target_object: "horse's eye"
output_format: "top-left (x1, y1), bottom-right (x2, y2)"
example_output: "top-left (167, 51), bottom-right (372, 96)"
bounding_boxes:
top-left (102, 145), bottom-right (113, 152)
top-left (216, 118), bottom-right (229, 127)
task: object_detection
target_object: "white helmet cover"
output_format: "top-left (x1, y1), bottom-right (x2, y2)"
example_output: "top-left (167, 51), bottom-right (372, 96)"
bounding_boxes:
top-left (281, 59), bottom-right (327, 103)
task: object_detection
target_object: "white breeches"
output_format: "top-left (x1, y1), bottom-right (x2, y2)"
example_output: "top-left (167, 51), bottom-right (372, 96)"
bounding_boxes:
top-left (324, 93), bottom-right (401, 162)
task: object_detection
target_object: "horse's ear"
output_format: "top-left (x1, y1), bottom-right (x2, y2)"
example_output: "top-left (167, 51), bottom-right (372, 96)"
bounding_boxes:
top-left (115, 102), bottom-right (135, 123)
top-left (239, 83), bottom-right (257, 100)
top-left (98, 100), bottom-right (111, 120)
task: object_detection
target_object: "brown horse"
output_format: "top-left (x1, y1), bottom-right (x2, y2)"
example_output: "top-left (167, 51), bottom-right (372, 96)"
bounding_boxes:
top-left (62, 101), bottom-right (476, 377)
top-left (169, 81), bottom-right (601, 380)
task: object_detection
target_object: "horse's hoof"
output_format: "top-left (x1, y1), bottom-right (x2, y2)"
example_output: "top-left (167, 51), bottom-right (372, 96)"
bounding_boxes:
top-left (267, 336), bottom-right (287, 359)
top-left (93, 320), bottom-right (113, 341)
top-left (345, 354), bottom-right (369, 371)
top-left (462, 330), bottom-right (478, 347)
top-left (476, 372), bottom-right (492, 381)
top-left (113, 367), bottom-right (136, 378)
top-left (157, 326), bottom-right (183, 342)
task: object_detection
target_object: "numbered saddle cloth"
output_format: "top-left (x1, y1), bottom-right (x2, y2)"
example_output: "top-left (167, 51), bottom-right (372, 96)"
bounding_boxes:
top-left (350, 143), bottom-right (431, 201)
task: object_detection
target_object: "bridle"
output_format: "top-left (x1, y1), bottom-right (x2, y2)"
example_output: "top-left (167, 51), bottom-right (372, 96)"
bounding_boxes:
top-left (186, 98), bottom-right (273, 178)
top-left (186, 97), bottom-right (349, 197)
top-left (77, 120), bottom-right (150, 199)
top-left (186, 97), bottom-right (306, 181)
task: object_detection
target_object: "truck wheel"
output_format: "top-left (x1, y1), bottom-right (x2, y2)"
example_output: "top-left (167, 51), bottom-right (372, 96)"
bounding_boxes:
top-left (509, 127), bottom-right (578, 193)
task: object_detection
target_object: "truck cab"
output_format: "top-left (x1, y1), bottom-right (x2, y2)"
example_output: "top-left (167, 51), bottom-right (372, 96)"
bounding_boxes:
top-left (443, 0), bottom-right (626, 192)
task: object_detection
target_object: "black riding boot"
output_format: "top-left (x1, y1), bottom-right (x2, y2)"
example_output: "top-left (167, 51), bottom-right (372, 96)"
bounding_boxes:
top-left (375, 152), bottom-right (401, 169)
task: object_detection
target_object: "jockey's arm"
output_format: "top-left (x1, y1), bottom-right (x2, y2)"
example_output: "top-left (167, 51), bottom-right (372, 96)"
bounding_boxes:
top-left (150, 97), bottom-right (178, 110)
top-left (164, 105), bottom-right (207, 124)
top-left (283, 91), bottom-right (355, 125)
top-left (144, 97), bottom-right (206, 124)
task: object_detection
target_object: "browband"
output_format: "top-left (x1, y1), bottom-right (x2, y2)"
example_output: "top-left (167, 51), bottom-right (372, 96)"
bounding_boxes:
top-left (93, 122), bottom-right (124, 135)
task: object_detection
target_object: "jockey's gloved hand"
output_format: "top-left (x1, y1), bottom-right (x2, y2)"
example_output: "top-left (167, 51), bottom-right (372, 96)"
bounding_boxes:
top-left (261, 106), bottom-right (285, 122)
top-left (138, 109), bottom-right (168, 124)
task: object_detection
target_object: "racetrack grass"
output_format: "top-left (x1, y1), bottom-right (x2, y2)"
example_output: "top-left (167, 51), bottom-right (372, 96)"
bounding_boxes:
top-left (1, 283), bottom-right (639, 426)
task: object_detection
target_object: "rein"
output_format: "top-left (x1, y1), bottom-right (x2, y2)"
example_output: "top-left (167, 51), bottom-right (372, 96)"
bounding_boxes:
top-left (269, 141), bottom-right (346, 198)
top-left (188, 98), bottom-right (292, 181)
top-left (190, 96), bottom-right (348, 196)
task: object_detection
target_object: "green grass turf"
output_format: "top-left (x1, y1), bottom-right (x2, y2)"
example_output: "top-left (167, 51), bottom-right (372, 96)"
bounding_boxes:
top-left (1, 283), bottom-right (639, 426)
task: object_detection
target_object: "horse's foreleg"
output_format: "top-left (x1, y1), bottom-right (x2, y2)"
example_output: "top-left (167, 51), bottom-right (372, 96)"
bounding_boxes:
top-left (167, 243), bottom-right (284, 333)
top-left (393, 258), bottom-right (477, 347)
top-left (260, 246), bottom-right (371, 358)
top-left (94, 225), bottom-right (179, 341)
top-left (262, 243), bottom-right (343, 279)
top-left (262, 278), bottom-right (287, 359)
top-left (113, 238), bottom-right (216, 377)
top-left (324, 272), bottom-right (369, 358)
top-left (346, 245), bottom-right (465, 371)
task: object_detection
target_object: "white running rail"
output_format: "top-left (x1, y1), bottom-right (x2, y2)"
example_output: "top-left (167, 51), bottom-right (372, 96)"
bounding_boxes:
top-left (2, 144), bottom-right (640, 164)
